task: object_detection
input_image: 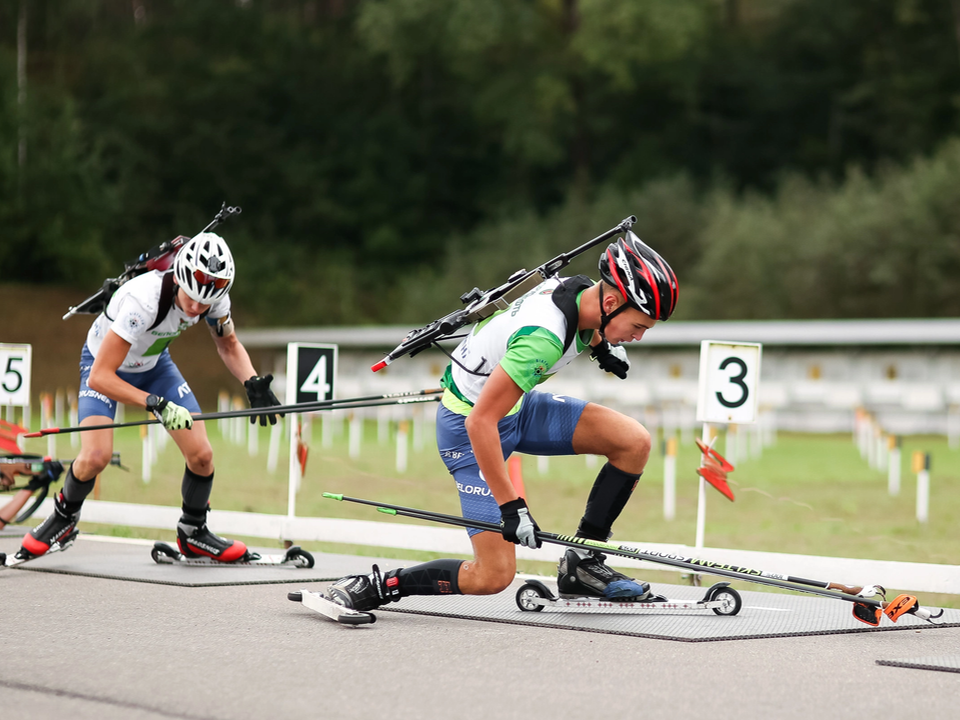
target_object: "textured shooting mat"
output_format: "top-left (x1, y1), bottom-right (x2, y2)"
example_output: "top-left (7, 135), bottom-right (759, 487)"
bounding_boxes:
top-left (876, 656), bottom-right (960, 674)
top-left (385, 579), bottom-right (960, 643)
top-left (0, 534), bottom-right (367, 587)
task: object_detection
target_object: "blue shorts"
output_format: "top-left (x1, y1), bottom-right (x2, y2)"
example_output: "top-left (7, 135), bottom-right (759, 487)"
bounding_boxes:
top-left (436, 390), bottom-right (588, 536)
top-left (77, 345), bottom-right (201, 421)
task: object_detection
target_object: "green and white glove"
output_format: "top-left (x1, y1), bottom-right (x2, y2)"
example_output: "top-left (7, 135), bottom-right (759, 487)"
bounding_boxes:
top-left (146, 394), bottom-right (194, 431)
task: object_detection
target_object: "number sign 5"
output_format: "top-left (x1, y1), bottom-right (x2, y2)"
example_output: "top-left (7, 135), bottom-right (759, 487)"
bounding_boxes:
top-left (696, 341), bottom-right (762, 424)
top-left (0, 344), bottom-right (32, 407)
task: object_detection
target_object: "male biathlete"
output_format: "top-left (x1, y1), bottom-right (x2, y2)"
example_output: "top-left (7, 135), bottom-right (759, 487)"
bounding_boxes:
top-left (326, 230), bottom-right (679, 610)
top-left (16, 233), bottom-right (282, 563)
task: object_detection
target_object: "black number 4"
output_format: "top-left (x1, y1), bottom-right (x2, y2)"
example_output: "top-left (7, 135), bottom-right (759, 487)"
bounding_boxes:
top-left (715, 357), bottom-right (748, 409)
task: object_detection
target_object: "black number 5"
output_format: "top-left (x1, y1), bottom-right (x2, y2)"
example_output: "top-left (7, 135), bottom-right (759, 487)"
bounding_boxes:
top-left (716, 357), bottom-right (748, 408)
top-left (2, 356), bottom-right (24, 393)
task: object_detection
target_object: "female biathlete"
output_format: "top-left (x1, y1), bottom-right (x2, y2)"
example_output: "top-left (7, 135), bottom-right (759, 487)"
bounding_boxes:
top-left (15, 233), bottom-right (282, 563)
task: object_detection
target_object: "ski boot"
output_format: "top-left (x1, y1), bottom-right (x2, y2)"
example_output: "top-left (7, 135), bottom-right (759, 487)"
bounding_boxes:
top-left (176, 517), bottom-right (249, 563)
top-left (557, 548), bottom-right (653, 601)
top-left (327, 564), bottom-right (402, 612)
top-left (18, 492), bottom-right (80, 560)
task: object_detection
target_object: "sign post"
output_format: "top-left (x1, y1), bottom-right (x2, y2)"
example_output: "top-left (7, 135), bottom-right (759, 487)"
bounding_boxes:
top-left (695, 340), bottom-right (762, 550)
top-left (285, 343), bottom-right (337, 518)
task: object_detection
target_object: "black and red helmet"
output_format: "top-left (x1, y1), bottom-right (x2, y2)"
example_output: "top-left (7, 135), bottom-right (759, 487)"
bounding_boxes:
top-left (598, 231), bottom-right (679, 321)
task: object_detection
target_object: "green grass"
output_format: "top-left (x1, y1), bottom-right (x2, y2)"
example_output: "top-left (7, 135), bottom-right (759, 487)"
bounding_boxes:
top-left (18, 419), bottom-right (960, 607)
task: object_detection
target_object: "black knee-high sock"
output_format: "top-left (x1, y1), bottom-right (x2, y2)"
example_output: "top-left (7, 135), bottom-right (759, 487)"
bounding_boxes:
top-left (382, 559), bottom-right (464, 601)
top-left (577, 462), bottom-right (641, 541)
top-left (61, 465), bottom-right (96, 513)
top-left (180, 466), bottom-right (214, 523)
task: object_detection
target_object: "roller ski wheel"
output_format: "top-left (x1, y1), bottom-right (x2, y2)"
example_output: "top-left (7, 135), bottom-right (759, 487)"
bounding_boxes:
top-left (288, 588), bottom-right (376, 626)
top-left (150, 541), bottom-right (314, 568)
top-left (704, 582), bottom-right (742, 616)
top-left (516, 580), bottom-right (553, 612)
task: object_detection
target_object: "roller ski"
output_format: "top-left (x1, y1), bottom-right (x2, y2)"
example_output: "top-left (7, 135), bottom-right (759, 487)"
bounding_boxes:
top-left (517, 578), bottom-right (742, 616)
top-left (1, 529), bottom-right (80, 569)
top-left (2, 492), bottom-right (81, 570)
top-left (287, 589), bottom-right (376, 625)
top-left (151, 540), bottom-right (314, 568)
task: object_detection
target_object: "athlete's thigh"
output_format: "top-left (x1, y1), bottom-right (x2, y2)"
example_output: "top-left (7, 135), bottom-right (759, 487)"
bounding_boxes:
top-left (512, 390), bottom-right (587, 456)
top-left (571, 401), bottom-right (647, 457)
top-left (168, 420), bottom-right (212, 464)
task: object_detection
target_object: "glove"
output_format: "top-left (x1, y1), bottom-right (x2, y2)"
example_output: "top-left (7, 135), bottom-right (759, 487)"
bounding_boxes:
top-left (147, 396), bottom-right (194, 431)
top-left (244, 374), bottom-right (284, 426)
top-left (590, 340), bottom-right (630, 379)
top-left (499, 498), bottom-right (542, 549)
top-left (26, 459), bottom-right (64, 491)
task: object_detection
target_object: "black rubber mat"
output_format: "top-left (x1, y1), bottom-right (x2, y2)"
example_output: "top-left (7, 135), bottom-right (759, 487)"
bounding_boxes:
top-left (876, 656), bottom-right (960, 674)
top-left (0, 535), bottom-right (390, 587)
top-left (385, 579), bottom-right (960, 643)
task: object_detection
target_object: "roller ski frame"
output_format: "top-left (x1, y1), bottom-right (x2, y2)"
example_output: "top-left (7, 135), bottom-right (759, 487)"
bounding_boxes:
top-left (287, 589), bottom-right (376, 625)
top-left (150, 541), bottom-right (315, 568)
top-left (516, 579), bottom-right (742, 617)
top-left (0, 528), bottom-right (79, 569)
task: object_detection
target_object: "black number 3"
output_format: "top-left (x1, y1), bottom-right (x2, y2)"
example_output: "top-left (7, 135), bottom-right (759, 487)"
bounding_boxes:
top-left (716, 357), bottom-right (748, 408)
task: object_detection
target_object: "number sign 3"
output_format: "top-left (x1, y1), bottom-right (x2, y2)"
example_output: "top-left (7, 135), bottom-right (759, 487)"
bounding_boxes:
top-left (696, 341), bottom-right (762, 424)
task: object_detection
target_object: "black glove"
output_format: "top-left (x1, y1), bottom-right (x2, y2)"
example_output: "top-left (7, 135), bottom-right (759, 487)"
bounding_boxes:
top-left (499, 498), bottom-right (542, 549)
top-left (590, 340), bottom-right (630, 379)
top-left (244, 374), bottom-right (284, 426)
top-left (26, 459), bottom-right (63, 491)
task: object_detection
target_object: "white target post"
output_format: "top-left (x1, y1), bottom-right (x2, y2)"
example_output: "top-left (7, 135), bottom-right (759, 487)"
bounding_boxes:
top-left (285, 343), bottom-right (337, 518)
top-left (695, 340), bottom-right (762, 550)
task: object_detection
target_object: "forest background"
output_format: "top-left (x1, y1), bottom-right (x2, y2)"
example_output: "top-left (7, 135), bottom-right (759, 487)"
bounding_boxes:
top-left (4, 0), bottom-right (960, 327)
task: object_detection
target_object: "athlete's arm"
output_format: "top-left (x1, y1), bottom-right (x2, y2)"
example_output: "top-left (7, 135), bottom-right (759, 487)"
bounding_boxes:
top-left (208, 326), bottom-right (258, 384)
top-left (88, 330), bottom-right (158, 407)
top-left (464, 366), bottom-right (525, 506)
top-left (0, 488), bottom-right (34, 526)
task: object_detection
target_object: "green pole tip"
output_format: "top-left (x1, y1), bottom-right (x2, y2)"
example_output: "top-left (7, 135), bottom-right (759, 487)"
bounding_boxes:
top-left (322, 493), bottom-right (343, 501)
top-left (376, 507), bottom-right (398, 515)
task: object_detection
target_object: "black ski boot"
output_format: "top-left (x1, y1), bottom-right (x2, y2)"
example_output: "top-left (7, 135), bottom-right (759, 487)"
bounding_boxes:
top-left (176, 517), bottom-right (249, 563)
top-left (19, 492), bottom-right (80, 559)
top-left (327, 564), bottom-right (401, 611)
top-left (557, 549), bottom-right (652, 601)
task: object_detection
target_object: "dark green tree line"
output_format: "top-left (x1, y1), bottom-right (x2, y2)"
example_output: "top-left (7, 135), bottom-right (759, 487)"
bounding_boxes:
top-left (2, 0), bottom-right (960, 322)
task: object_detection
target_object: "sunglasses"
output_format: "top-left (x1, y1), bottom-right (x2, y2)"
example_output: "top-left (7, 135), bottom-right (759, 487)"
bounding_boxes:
top-left (193, 269), bottom-right (230, 289)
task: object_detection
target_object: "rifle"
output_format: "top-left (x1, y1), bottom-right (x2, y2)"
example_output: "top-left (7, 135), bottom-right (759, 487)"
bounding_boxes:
top-left (371, 215), bottom-right (637, 372)
top-left (62, 203), bottom-right (242, 320)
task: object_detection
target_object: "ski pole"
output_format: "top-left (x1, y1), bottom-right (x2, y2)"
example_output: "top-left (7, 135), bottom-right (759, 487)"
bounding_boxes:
top-left (322, 493), bottom-right (942, 622)
top-left (23, 390), bottom-right (443, 437)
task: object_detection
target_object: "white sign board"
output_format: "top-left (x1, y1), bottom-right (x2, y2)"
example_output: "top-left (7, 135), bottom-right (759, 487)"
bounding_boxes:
top-left (285, 343), bottom-right (338, 405)
top-left (0, 343), bottom-right (32, 406)
top-left (696, 340), bottom-right (762, 425)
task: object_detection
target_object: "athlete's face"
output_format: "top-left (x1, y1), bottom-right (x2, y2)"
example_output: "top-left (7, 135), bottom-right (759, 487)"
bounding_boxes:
top-left (604, 305), bottom-right (656, 345)
top-left (174, 287), bottom-right (212, 318)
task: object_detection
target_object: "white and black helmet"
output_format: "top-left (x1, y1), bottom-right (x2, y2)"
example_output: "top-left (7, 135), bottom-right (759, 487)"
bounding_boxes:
top-left (173, 232), bottom-right (235, 303)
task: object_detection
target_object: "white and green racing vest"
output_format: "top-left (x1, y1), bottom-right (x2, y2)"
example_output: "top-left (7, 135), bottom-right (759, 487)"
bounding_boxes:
top-left (441, 276), bottom-right (594, 416)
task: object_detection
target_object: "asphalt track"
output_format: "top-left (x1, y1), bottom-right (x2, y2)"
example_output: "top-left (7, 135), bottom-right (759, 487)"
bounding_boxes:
top-left (2, 534), bottom-right (958, 720)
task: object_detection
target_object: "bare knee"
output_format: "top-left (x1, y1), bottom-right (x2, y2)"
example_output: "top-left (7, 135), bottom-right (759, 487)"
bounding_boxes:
top-left (608, 419), bottom-right (651, 473)
top-left (75, 448), bottom-right (112, 478)
top-left (184, 444), bottom-right (214, 475)
top-left (463, 562), bottom-right (515, 595)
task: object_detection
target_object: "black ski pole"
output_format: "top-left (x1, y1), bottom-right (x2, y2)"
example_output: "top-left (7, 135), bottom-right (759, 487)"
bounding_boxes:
top-left (23, 389), bottom-right (442, 437)
top-left (322, 493), bottom-right (942, 622)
